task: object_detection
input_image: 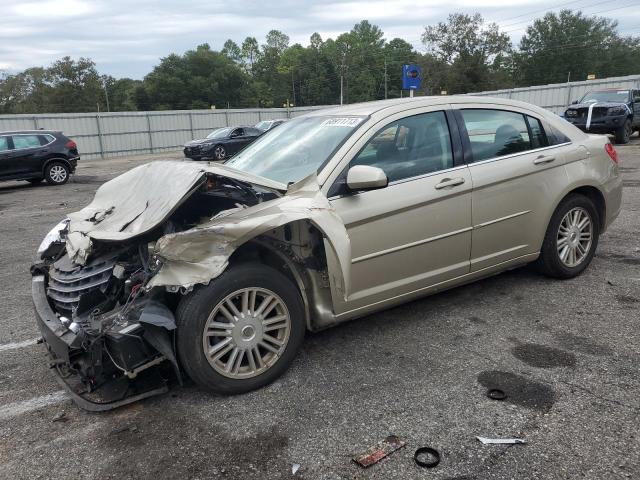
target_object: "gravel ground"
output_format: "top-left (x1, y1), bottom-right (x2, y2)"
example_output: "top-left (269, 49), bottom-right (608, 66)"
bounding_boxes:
top-left (0, 145), bottom-right (638, 480)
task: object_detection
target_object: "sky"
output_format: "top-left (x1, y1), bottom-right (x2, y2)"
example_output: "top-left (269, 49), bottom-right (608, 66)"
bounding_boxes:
top-left (1, 0), bottom-right (639, 79)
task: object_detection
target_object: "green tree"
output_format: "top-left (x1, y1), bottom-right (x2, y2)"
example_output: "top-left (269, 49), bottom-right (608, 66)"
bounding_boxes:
top-left (515, 10), bottom-right (640, 86)
top-left (221, 39), bottom-right (242, 64)
top-left (422, 13), bottom-right (512, 93)
top-left (138, 44), bottom-right (251, 110)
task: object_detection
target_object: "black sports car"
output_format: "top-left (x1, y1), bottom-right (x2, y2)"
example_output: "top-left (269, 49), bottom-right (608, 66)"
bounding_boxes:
top-left (183, 126), bottom-right (263, 161)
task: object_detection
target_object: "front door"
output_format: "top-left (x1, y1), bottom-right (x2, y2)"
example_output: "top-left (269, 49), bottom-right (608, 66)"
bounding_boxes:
top-left (330, 109), bottom-right (472, 312)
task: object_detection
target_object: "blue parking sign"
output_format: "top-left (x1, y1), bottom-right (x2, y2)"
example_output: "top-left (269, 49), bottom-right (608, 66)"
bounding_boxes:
top-left (402, 64), bottom-right (422, 90)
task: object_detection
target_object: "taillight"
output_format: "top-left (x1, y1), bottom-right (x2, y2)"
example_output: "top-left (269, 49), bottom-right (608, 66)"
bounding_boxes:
top-left (605, 143), bottom-right (618, 164)
top-left (65, 140), bottom-right (77, 150)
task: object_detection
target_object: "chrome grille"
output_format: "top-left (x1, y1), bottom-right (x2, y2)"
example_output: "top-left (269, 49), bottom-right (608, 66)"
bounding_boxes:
top-left (47, 255), bottom-right (115, 313)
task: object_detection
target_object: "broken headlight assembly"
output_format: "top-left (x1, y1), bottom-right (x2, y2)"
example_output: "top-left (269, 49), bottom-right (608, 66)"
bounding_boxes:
top-left (37, 219), bottom-right (69, 257)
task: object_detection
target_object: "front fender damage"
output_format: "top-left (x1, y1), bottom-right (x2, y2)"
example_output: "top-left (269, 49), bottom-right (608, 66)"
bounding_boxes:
top-left (148, 174), bottom-right (352, 301)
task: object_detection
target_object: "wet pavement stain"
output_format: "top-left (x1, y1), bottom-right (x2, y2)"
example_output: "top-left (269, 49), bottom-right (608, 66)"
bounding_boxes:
top-left (615, 294), bottom-right (640, 304)
top-left (477, 370), bottom-right (555, 411)
top-left (511, 343), bottom-right (576, 368)
top-left (555, 332), bottom-right (614, 357)
top-left (468, 316), bottom-right (487, 325)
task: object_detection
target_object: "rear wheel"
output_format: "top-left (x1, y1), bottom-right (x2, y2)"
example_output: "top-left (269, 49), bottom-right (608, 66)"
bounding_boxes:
top-left (176, 263), bottom-right (305, 394)
top-left (535, 194), bottom-right (600, 279)
top-left (44, 161), bottom-right (70, 185)
top-left (615, 119), bottom-right (632, 144)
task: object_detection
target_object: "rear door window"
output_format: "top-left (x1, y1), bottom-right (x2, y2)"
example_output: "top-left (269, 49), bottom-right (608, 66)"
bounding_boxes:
top-left (12, 135), bottom-right (41, 149)
top-left (461, 109), bottom-right (532, 162)
top-left (527, 115), bottom-right (548, 149)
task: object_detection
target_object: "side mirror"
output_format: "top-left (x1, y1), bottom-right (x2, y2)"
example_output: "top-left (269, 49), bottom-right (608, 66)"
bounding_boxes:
top-left (346, 165), bottom-right (388, 191)
top-left (571, 100), bottom-right (579, 104)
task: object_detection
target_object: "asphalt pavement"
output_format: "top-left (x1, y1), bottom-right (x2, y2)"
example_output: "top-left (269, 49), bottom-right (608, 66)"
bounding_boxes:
top-left (0, 145), bottom-right (638, 479)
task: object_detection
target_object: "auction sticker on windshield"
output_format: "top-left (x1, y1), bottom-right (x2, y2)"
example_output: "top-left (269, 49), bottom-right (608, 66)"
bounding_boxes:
top-left (320, 117), bottom-right (363, 127)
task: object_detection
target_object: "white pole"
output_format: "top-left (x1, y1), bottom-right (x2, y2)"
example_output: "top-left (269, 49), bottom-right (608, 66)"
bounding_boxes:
top-left (410, 89), bottom-right (414, 98)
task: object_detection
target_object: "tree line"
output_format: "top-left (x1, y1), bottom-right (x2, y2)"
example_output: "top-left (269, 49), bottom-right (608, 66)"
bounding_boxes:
top-left (2, 10), bottom-right (639, 114)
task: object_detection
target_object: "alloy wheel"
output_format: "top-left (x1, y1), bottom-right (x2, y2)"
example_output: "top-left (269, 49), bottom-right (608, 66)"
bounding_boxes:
top-left (202, 287), bottom-right (291, 379)
top-left (214, 146), bottom-right (226, 160)
top-left (557, 207), bottom-right (593, 267)
top-left (49, 165), bottom-right (67, 183)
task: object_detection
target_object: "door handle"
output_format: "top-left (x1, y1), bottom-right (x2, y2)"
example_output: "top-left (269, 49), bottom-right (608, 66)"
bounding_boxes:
top-left (533, 155), bottom-right (555, 165)
top-left (435, 177), bottom-right (465, 190)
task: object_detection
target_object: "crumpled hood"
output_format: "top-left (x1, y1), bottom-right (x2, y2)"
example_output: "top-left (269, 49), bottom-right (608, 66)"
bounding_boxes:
top-left (65, 161), bottom-right (286, 264)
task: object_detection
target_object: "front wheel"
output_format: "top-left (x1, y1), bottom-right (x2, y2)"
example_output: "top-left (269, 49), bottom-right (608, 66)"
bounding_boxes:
top-left (176, 263), bottom-right (305, 394)
top-left (535, 194), bottom-right (600, 279)
top-left (615, 119), bottom-right (632, 144)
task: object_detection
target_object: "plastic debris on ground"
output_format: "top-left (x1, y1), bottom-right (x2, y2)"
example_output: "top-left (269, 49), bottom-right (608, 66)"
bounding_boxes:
top-left (352, 435), bottom-right (406, 468)
top-left (476, 436), bottom-right (527, 445)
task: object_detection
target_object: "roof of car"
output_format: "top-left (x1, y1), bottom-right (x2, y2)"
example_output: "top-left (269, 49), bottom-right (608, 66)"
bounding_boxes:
top-left (0, 130), bottom-right (59, 135)
top-left (301, 96), bottom-right (547, 118)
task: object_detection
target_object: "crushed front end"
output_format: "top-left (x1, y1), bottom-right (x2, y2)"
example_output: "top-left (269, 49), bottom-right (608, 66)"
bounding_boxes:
top-left (31, 234), bottom-right (181, 411)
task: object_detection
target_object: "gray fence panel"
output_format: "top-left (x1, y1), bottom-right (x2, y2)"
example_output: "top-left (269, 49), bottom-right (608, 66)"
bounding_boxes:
top-left (0, 106), bottom-right (336, 160)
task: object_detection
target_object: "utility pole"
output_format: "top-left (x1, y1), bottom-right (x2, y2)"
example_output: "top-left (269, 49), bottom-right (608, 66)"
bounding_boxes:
top-left (291, 69), bottom-right (296, 106)
top-left (384, 59), bottom-right (388, 100)
top-left (340, 55), bottom-right (345, 105)
top-left (103, 78), bottom-right (110, 112)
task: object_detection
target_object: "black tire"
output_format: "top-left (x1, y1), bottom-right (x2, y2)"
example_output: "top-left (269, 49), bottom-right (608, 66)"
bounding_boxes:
top-left (535, 194), bottom-right (600, 279)
top-left (213, 144), bottom-right (226, 160)
top-left (44, 161), bottom-right (70, 185)
top-left (176, 263), bottom-right (305, 395)
top-left (614, 119), bottom-right (632, 144)
top-left (27, 178), bottom-right (43, 184)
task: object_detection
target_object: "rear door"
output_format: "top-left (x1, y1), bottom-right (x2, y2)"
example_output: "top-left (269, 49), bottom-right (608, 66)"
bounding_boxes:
top-left (329, 107), bottom-right (472, 311)
top-left (455, 106), bottom-right (573, 271)
top-left (10, 134), bottom-right (48, 175)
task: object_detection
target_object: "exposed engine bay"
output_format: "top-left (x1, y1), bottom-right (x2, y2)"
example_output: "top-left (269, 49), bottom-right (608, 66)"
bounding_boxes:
top-left (31, 161), bottom-right (350, 410)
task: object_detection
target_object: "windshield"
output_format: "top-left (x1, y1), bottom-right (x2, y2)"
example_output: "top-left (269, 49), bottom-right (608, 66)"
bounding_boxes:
top-left (580, 90), bottom-right (630, 103)
top-left (225, 115), bottom-right (365, 184)
top-left (255, 121), bottom-right (271, 130)
top-left (206, 128), bottom-right (231, 139)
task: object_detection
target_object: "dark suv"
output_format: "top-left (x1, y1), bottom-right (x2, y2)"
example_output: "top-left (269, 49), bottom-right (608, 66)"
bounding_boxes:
top-left (0, 130), bottom-right (79, 185)
top-left (564, 88), bottom-right (640, 144)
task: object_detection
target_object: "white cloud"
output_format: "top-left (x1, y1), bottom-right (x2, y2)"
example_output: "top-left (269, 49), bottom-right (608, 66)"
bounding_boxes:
top-left (0, 0), bottom-right (636, 78)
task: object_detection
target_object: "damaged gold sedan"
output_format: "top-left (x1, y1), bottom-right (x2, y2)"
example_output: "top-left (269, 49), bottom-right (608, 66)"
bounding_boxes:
top-left (31, 97), bottom-right (622, 409)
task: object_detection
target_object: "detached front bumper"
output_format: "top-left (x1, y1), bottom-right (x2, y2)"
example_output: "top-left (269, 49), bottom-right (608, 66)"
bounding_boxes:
top-left (565, 114), bottom-right (628, 133)
top-left (32, 275), bottom-right (171, 411)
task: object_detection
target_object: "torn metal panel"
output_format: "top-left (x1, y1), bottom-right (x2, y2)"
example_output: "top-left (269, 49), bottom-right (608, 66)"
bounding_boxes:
top-left (148, 174), bottom-right (352, 299)
top-left (65, 161), bottom-right (287, 264)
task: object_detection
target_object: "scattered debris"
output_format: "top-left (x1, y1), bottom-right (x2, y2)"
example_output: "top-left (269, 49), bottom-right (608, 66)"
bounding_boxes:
top-left (487, 389), bottom-right (507, 400)
top-left (353, 435), bottom-right (406, 468)
top-left (414, 447), bottom-right (441, 468)
top-left (52, 411), bottom-right (67, 422)
top-left (607, 279), bottom-right (616, 286)
top-left (476, 436), bottom-right (526, 445)
top-left (291, 463), bottom-right (300, 475)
